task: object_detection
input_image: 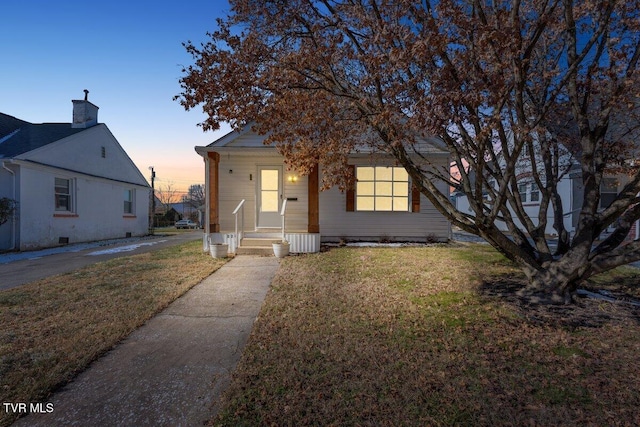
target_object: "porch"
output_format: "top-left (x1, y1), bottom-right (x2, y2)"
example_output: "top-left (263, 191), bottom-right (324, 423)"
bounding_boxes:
top-left (202, 148), bottom-right (321, 255)
top-left (205, 231), bottom-right (321, 255)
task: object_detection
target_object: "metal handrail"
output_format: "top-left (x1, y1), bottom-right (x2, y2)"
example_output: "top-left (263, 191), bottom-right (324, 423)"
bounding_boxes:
top-left (233, 199), bottom-right (245, 246)
top-left (280, 198), bottom-right (288, 241)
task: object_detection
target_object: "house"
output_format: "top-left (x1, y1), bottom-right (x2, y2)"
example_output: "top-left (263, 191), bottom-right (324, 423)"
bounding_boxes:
top-left (195, 126), bottom-right (451, 254)
top-left (150, 196), bottom-right (201, 227)
top-left (168, 202), bottom-right (200, 224)
top-left (452, 133), bottom-right (640, 241)
top-left (0, 93), bottom-right (150, 251)
top-left (453, 171), bottom-right (640, 240)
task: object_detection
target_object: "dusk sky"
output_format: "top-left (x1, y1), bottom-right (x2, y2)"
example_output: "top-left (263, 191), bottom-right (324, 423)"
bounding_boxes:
top-left (1, 0), bottom-right (233, 198)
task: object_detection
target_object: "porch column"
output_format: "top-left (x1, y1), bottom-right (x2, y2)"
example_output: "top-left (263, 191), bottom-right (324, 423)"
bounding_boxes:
top-left (208, 152), bottom-right (220, 233)
top-left (308, 163), bottom-right (319, 233)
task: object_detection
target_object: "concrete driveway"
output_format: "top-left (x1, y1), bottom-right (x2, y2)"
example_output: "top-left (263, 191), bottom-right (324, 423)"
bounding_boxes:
top-left (0, 231), bottom-right (203, 290)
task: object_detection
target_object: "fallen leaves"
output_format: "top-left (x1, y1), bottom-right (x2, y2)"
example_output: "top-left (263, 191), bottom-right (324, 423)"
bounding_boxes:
top-left (213, 246), bottom-right (640, 426)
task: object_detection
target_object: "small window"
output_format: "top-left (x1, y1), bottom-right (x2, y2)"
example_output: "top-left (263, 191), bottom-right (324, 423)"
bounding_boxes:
top-left (530, 183), bottom-right (540, 202)
top-left (600, 178), bottom-right (618, 209)
top-left (518, 183), bottom-right (528, 202)
top-left (101, 146), bottom-right (106, 158)
top-left (124, 189), bottom-right (134, 214)
top-left (356, 166), bottom-right (409, 211)
top-left (55, 178), bottom-right (72, 211)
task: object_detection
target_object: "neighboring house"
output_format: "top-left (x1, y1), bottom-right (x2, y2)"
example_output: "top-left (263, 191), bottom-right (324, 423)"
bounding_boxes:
top-left (169, 202), bottom-right (199, 223)
top-left (452, 169), bottom-right (577, 236)
top-left (452, 140), bottom-right (640, 241)
top-left (0, 94), bottom-right (150, 251)
top-left (195, 126), bottom-right (450, 254)
top-left (151, 199), bottom-right (193, 226)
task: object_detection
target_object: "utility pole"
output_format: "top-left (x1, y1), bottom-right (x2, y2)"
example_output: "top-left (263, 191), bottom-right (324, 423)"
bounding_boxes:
top-left (149, 166), bottom-right (156, 234)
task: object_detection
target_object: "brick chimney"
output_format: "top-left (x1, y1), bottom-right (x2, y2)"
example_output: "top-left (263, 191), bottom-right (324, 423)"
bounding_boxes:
top-left (72, 89), bottom-right (99, 128)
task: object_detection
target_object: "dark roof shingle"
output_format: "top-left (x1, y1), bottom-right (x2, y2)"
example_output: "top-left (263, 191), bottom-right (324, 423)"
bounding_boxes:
top-left (0, 113), bottom-right (85, 158)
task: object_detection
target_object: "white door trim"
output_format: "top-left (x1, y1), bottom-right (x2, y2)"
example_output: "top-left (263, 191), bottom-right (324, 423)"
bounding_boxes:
top-left (256, 165), bottom-right (283, 228)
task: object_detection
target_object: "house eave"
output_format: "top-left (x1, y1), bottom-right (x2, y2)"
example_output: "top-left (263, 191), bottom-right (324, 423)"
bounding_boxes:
top-left (9, 159), bottom-right (151, 188)
top-left (195, 145), bottom-right (280, 157)
top-left (195, 145), bottom-right (449, 159)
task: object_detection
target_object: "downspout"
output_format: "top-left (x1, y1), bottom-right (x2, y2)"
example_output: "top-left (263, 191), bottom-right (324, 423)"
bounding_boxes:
top-left (1, 161), bottom-right (16, 250)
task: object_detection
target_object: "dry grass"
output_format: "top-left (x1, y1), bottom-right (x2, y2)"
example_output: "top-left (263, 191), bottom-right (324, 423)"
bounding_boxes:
top-left (0, 240), bottom-right (226, 427)
top-left (213, 244), bottom-right (640, 426)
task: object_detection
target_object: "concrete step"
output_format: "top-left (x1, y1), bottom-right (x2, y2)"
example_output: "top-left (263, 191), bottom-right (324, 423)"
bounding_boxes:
top-left (235, 245), bottom-right (274, 256)
top-left (236, 238), bottom-right (277, 256)
top-left (241, 237), bottom-right (277, 247)
top-left (244, 232), bottom-right (282, 239)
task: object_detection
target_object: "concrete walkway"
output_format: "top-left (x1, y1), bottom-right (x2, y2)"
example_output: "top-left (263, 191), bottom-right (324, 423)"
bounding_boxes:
top-left (14, 255), bottom-right (279, 427)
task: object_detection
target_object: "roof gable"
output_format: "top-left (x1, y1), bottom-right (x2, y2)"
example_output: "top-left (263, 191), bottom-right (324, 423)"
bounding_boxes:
top-left (206, 124), bottom-right (269, 148)
top-left (19, 124), bottom-right (149, 187)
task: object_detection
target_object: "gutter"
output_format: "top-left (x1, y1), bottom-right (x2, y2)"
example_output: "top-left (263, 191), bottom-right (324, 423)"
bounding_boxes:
top-left (1, 160), bottom-right (16, 250)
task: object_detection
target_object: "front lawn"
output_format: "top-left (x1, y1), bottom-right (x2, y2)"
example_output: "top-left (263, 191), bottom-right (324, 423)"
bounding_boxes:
top-left (0, 240), bottom-right (226, 427)
top-left (213, 244), bottom-right (640, 426)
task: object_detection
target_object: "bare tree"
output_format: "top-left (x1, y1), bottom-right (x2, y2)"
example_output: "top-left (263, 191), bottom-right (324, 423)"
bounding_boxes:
top-left (176, 0), bottom-right (640, 303)
top-left (184, 184), bottom-right (205, 210)
top-left (155, 182), bottom-right (180, 212)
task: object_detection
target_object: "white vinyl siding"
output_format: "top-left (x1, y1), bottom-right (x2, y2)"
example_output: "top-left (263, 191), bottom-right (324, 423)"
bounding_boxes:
top-left (210, 146), bottom-right (450, 241)
top-left (321, 157), bottom-right (450, 241)
top-left (215, 154), bottom-right (309, 232)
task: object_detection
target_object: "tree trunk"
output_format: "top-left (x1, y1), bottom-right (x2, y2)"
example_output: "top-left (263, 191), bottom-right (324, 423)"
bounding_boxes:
top-left (518, 258), bottom-right (587, 304)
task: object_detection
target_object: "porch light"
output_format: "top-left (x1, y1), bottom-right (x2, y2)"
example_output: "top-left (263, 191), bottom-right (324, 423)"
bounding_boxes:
top-left (288, 175), bottom-right (298, 183)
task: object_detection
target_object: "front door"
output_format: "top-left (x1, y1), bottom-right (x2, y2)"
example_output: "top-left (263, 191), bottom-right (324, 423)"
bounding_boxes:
top-left (257, 166), bottom-right (282, 228)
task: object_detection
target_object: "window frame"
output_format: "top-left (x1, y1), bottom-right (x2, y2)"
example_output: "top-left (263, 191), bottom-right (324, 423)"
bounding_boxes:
top-left (530, 182), bottom-right (540, 202)
top-left (123, 188), bottom-right (134, 214)
top-left (600, 178), bottom-right (618, 210)
top-left (355, 166), bottom-right (410, 212)
top-left (518, 183), bottom-right (528, 203)
top-left (55, 177), bottom-right (74, 212)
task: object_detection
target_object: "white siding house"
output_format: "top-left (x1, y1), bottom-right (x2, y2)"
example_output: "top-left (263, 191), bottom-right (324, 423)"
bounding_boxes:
top-left (0, 95), bottom-right (150, 251)
top-left (196, 126), bottom-right (451, 254)
top-left (452, 170), bottom-right (577, 237)
top-left (452, 156), bottom-right (639, 240)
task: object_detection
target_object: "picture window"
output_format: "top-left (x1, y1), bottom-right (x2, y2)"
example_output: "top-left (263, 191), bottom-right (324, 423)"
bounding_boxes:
top-left (356, 166), bottom-right (409, 211)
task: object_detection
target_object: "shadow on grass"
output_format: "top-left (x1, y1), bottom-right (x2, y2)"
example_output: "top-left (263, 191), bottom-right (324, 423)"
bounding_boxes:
top-left (478, 275), bottom-right (640, 329)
